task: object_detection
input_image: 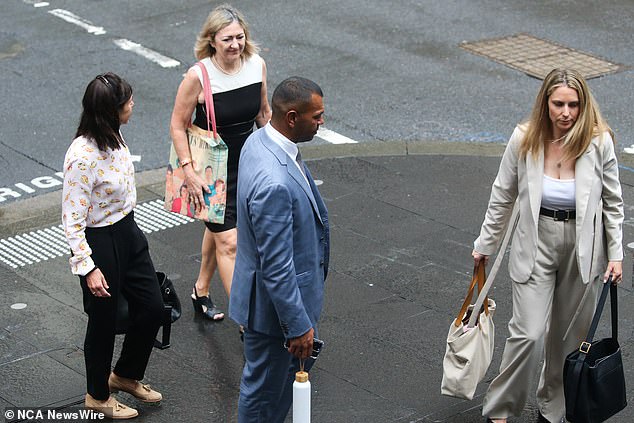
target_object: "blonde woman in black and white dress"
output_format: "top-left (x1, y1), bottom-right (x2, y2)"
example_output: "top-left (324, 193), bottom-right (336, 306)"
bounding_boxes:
top-left (170, 4), bottom-right (270, 322)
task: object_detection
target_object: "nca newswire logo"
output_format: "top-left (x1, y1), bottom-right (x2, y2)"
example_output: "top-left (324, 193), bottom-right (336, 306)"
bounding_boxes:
top-left (4, 407), bottom-right (105, 422)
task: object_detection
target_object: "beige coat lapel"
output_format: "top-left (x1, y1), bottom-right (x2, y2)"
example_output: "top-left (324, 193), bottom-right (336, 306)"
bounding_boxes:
top-left (525, 148), bottom-right (544, 233)
top-left (575, 145), bottom-right (597, 283)
top-left (575, 146), bottom-right (596, 232)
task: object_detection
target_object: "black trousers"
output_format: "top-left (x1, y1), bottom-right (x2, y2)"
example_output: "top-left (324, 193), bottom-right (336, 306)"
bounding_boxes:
top-left (80, 212), bottom-right (163, 400)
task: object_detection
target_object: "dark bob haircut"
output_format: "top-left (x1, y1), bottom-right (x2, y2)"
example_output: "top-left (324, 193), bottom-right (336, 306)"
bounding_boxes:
top-left (75, 72), bottom-right (133, 151)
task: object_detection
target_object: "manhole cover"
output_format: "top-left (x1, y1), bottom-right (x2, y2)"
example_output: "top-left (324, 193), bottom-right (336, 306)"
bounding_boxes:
top-left (460, 33), bottom-right (625, 80)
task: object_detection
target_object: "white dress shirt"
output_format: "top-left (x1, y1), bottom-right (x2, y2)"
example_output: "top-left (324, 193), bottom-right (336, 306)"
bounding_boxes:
top-left (264, 123), bottom-right (310, 186)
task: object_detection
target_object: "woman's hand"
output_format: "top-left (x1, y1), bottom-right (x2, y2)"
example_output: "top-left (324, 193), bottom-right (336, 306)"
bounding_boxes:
top-left (472, 249), bottom-right (489, 267)
top-left (183, 167), bottom-right (210, 213)
top-left (86, 268), bottom-right (111, 297)
top-left (169, 68), bottom-right (210, 213)
top-left (604, 261), bottom-right (623, 285)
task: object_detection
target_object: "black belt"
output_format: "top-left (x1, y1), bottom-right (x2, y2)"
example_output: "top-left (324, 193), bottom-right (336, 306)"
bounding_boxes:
top-left (540, 207), bottom-right (575, 221)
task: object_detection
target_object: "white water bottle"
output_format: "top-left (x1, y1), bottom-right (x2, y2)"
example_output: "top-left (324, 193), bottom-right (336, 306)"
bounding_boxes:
top-left (293, 371), bottom-right (311, 423)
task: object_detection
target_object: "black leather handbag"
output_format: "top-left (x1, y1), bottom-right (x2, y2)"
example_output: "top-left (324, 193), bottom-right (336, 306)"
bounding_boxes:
top-left (115, 271), bottom-right (181, 349)
top-left (563, 280), bottom-right (627, 423)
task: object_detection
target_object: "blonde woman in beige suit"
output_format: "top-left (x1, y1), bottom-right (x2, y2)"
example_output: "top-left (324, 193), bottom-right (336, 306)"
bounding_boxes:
top-left (473, 68), bottom-right (624, 423)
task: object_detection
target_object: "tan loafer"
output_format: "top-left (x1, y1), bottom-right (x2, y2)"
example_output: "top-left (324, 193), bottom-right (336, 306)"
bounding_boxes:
top-left (85, 394), bottom-right (138, 419)
top-left (109, 373), bottom-right (162, 403)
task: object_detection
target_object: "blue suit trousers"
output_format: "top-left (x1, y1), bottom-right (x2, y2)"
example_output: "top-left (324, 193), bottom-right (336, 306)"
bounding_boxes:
top-left (238, 330), bottom-right (315, 423)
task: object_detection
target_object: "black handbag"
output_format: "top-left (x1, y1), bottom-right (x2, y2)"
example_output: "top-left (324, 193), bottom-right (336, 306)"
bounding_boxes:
top-left (563, 280), bottom-right (627, 422)
top-left (115, 271), bottom-right (181, 349)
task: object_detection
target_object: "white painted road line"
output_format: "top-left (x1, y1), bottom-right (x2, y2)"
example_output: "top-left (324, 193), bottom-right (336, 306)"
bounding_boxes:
top-left (48, 9), bottom-right (106, 35)
top-left (46, 8), bottom-right (180, 69)
top-left (44, 9), bottom-right (353, 145)
top-left (317, 127), bottom-right (358, 144)
top-left (113, 39), bottom-right (181, 68)
top-left (1, 5), bottom-right (357, 205)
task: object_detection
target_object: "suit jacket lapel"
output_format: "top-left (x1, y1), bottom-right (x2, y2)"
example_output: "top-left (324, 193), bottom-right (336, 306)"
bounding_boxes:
top-left (526, 148), bottom-right (544, 228)
top-left (289, 161), bottom-right (323, 225)
top-left (575, 145), bottom-right (596, 234)
top-left (304, 165), bottom-right (327, 225)
top-left (261, 137), bottom-right (324, 225)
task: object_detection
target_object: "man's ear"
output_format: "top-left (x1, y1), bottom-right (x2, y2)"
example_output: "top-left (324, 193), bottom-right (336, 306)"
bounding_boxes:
top-left (286, 110), bottom-right (298, 128)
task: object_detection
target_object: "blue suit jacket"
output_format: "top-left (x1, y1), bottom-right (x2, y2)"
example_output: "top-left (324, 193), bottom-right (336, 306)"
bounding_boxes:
top-left (229, 127), bottom-right (330, 339)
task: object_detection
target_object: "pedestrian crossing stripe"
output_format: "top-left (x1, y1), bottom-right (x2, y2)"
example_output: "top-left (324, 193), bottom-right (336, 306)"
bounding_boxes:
top-left (0, 200), bottom-right (194, 269)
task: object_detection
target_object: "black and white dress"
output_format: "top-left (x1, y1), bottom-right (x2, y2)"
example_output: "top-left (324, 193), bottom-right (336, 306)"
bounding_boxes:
top-left (193, 54), bottom-right (263, 232)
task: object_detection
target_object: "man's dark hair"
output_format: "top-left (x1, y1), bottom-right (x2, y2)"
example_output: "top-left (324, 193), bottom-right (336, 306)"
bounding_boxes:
top-left (75, 72), bottom-right (133, 151)
top-left (271, 77), bottom-right (323, 117)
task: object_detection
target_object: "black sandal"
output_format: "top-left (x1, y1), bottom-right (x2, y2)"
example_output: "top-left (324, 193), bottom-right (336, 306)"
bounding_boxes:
top-left (191, 288), bottom-right (224, 321)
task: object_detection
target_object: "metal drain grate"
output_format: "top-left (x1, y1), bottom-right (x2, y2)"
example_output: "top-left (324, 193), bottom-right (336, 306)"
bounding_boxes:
top-left (0, 199), bottom-right (194, 269)
top-left (460, 33), bottom-right (624, 80)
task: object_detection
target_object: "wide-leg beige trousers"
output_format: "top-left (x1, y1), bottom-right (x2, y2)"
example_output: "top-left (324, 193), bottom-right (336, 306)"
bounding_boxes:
top-left (482, 215), bottom-right (601, 422)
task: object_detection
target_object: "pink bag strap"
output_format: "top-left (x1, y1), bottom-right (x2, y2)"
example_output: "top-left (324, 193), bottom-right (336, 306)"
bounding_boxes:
top-left (194, 61), bottom-right (218, 139)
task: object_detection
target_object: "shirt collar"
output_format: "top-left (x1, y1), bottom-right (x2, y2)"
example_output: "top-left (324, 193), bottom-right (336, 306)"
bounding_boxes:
top-left (265, 123), bottom-right (299, 161)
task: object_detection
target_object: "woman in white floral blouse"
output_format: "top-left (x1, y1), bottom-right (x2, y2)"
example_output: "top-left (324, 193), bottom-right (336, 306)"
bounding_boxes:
top-left (62, 73), bottom-right (164, 419)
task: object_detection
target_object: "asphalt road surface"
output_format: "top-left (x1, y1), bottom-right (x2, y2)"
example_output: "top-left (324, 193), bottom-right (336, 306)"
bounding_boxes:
top-left (1, 0), bottom-right (634, 204)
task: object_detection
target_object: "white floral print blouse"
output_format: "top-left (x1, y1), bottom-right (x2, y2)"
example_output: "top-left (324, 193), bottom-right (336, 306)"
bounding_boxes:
top-left (62, 135), bottom-right (136, 276)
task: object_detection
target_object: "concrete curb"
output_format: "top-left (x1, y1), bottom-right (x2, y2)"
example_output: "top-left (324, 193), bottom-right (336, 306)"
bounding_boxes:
top-left (2, 138), bottom-right (633, 238)
top-left (0, 140), bottom-right (506, 237)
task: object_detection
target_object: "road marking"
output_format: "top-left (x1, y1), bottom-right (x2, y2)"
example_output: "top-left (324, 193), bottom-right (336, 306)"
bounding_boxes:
top-left (0, 200), bottom-right (194, 269)
top-left (14, 183), bottom-right (35, 194)
top-left (42, 9), bottom-right (353, 144)
top-left (113, 39), bottom-right (181, 68)
top-left (44, 9), bottom-right (180, 69)
top-left (317, 127), bottom-right (358, 144)
top-left (0, 165), bottom-right (135, 202)
top-left (48, 9), bottom-right (106, 35)
top-left (0, 241), bottom-right (27, 267)
top-left (22, 0), bottom-right (49, 6)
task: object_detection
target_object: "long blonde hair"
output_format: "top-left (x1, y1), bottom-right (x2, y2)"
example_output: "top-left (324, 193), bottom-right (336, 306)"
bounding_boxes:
top-left (194, 4), bottom-right (259, 60)
top-left (519, 68), bottom-right (613, 162)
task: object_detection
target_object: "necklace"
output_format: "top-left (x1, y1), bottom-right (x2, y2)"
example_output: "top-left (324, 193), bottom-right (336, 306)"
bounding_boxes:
top-left (547, 137), bottom-right (565, 168)
top-left (211, 55), bottom-right (242, 75)
top-left (550, 135), bottom-right (565, 144)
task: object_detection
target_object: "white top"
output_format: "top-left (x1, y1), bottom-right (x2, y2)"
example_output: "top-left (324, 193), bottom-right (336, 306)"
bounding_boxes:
top-left (62, 135), bottom-right (136, 275)
top-left (541, 174), bottom-right (575, 210)
top-left (264, 123), bottom-right (309, 186)
top-left (192, 54), bottom-right (263, 94)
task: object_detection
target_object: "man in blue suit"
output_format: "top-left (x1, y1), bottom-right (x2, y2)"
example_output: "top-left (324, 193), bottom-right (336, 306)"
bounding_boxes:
top-left (230, 77), bottom-right (330, 422)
